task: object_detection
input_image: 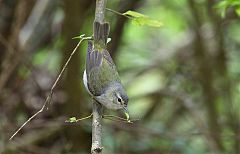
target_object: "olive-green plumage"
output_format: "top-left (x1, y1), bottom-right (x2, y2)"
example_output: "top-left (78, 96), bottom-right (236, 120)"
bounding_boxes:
top-left (83, 21), bottom-right (128, 111)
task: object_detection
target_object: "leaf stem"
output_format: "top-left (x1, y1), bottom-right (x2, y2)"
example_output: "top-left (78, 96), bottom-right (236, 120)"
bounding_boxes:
top-left (105, 8), bottom-right (133, 19)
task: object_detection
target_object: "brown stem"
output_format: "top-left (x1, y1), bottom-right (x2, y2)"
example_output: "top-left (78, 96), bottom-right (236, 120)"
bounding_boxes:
top-left (91, 0), bottom-right (107, 153)
top-left (94, 0), bottom-right (107, 23)
top-left (91, 100), bottom-right (103, 154)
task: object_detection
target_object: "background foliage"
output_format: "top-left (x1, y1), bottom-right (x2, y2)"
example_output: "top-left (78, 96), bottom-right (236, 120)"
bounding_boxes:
top-left (0, 0), bottom-right (239, 154)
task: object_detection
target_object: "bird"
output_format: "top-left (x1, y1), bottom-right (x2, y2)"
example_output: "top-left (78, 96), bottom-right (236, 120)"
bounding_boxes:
top-left (83, 21), bottom-right (129, 115)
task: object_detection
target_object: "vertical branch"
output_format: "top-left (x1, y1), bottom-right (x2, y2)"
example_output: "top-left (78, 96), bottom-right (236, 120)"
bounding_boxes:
top-left (91, 0), bottom-right (107, 153)
top-left (91, 100), bottom-right (103, 154)
top-left (95, 0), bottom-right (106, 23)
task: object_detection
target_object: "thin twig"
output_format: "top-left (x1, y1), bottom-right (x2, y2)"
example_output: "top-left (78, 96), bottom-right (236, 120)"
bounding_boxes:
top-left (105, 8), bottom-right (133, 19)
top-left (103, 115), bottom-right (139, 123)
top-left (9, 36), bottom-right (91, 140)
top-left (103, 114), bottom-right (128, 121)
top-left (103, 117), bottom-right (131, 123)
top-left (65, 113), bottom-right (93, 123)
top-left (76, 113), bottom-right (93, 122)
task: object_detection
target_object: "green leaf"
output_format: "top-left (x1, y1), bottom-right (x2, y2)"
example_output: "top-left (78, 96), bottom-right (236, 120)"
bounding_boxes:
top-left (216, 0), bottom-right (229, 9)
top-left (132, 17), bottom-right (163, 27)
top-left (236, 6), bottom-right (240, 16)
top-left (66, 117), bottom-right (77, 123)
top-left (215, 0), bottom-right (240, 18)
top-left (231, 0), bottom-right (240, 6)
top-left (215, 0), bottom-right (229, 18)
top-left (123, 10), bottom-right (162, 28)
top-left (124, 112), bottom-right (130, 123)
top-left (123, 10), bottom-right (147, 18)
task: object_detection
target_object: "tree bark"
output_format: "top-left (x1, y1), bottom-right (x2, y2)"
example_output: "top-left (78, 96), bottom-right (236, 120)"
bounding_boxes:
top-left (91, 100), bottom-right (103, 154)
top-left (91, 0), bottom-right (107, 153)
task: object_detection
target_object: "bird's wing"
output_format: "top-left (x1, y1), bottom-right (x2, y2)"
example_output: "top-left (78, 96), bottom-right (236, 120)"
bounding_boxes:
top-left (85, 41), bottom-right (120, 96)
top-left (85, 41), bottom-right (102, 95)
top-left (86, 41), bottom-right (102, 75)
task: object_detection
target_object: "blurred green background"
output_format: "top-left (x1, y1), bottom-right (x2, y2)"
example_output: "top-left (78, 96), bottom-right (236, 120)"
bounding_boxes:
top-left (0, 0), bottom-right (239, 154)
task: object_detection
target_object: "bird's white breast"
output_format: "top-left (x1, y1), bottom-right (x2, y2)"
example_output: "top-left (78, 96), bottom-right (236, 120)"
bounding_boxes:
top-left (83, 70), bottom-right (91, 95)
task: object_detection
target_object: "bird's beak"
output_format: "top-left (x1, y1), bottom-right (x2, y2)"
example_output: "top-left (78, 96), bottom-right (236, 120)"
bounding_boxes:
top-left (123, 106), bottom-right (130, 122)
top-left (123, 106), bottom-right (128, 114)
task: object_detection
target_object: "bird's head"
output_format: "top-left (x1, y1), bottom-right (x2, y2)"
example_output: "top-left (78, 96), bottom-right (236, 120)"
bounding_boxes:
top-left (95, 82), bottom-right (129, 113)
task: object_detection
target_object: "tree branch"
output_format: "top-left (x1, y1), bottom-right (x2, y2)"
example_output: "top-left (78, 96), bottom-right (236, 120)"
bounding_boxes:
top-left (91, 100), bottom-right (103, 154)
top-left (91, 0), bottom-right (107, 153)
top-left (94, 0), bottom-right (106, 23)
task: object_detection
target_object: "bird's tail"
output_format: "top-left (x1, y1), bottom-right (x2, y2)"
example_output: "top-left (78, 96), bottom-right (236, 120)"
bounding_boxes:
top-left (93, 21), bottom-right (110, 45)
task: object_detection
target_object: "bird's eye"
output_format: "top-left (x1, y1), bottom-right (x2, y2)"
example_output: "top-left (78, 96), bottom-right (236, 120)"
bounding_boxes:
top-left (117, 98), bottom-right (122, 103)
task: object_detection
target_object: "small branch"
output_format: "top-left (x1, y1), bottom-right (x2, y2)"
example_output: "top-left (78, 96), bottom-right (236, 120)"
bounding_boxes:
top-left (95, 0), bottom-right (107, 23)
top-left (9, 36), bottom-right (91, 140)
top-left (103, 115), bottom-right (139, 123)
top-left (91, 100), bottom-right (103, 154)
top-left (105, 8), bottom-right (132, 19)
top-left (91, 0), bottom-right (107, 153)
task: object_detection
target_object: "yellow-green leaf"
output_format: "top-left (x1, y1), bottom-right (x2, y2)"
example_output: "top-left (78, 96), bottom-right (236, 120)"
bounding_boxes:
top-left (66, 117), bottom-right (77, 123)
top-left (123, 10), bottom-right (162, 28)
top-left (132, 17), bottom-right (163, 27)
top-left (123, 10), bottom-right (147, 18)
top-left (236, 6), bottom-right (240, 16)
top-left (124, 111), bottom-right (131, 123)
top-left (215, 0), bottom-right (240, 18)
